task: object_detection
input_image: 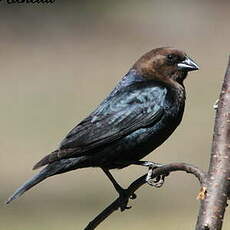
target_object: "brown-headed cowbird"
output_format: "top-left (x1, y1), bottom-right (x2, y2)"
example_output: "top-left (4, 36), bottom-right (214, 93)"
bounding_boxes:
top-left (6, 47), bottom-right (199, 204)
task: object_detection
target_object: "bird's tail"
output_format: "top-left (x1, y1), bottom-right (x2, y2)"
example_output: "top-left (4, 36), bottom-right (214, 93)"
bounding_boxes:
top-left (5, 157), bottom-right (87, 205)
top-left (5, 165), bottom-right (53, 204)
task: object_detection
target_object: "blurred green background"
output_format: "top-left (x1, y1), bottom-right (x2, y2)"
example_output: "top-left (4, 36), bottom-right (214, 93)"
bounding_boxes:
top-left (1, 0), bottom-right (230, 229)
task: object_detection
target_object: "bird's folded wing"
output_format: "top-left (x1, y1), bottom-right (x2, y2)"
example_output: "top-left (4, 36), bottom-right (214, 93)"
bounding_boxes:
top-left (59, 82), bottom-right (167, 154)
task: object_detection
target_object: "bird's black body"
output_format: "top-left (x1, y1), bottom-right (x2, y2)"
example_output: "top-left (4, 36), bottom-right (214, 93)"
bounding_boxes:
top-left (59, 71), bottom-right (185, 170)
top-left (34, 70), bottom-right (185, 171)
top-left (6, 47), bottom-right (198, 204)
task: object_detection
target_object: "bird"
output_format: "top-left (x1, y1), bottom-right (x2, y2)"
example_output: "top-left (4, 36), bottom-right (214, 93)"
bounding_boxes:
top-left (6, 47), bottom-right (199, 205)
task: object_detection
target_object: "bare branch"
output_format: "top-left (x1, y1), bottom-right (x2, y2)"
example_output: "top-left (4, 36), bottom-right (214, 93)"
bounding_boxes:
top-left (84, 162), bottom-right (207, 230)
top-left (195, 57), bottom-right (230, 230)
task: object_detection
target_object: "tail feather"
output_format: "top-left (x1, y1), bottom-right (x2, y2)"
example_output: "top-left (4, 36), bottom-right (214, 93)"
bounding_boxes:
top-left (33, 150), bottom-right (59, 170)
top-left (33, 149), bottom-right (76, 170)
top-left (5, 157), bottom-right (87, 205)
top-left (5, 166), bottom-right (51, 205)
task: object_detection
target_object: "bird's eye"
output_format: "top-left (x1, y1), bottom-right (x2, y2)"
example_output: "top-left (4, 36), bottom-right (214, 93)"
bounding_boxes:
top-left (167, 54), bottom-right (173, 60)
top-left (167, 54), bottom-right (178, 65)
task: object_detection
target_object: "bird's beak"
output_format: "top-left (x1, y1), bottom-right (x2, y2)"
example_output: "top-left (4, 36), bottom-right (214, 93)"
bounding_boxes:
top-left (177, 57), bottom-right (199, 71)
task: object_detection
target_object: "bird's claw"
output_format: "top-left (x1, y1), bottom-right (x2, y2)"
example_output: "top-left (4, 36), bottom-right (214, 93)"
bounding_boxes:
top-left (146, 175), bottom-right (165, 187)
top-left (130, 193), bottom-right (137, 200)
top-left (118, 195), bottom-right (131, 212)
top-left (117, 189), bottom-right (136, 212)
top-left (120, 203), bottom-right (132, 212)
top-left (145, 166), bottom-right (167, 188)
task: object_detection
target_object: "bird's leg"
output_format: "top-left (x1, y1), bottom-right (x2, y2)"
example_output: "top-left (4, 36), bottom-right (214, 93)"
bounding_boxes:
top-left (102, 168), bottom-right (125, 195)
top-left (133, 161), bottom-right (167, 188)
top-left (102, 168), bottom-right (136, 211)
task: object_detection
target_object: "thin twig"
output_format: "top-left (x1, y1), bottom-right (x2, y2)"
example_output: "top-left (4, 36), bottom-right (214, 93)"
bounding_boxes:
top-left (84, 162), bottom-right (207, 230)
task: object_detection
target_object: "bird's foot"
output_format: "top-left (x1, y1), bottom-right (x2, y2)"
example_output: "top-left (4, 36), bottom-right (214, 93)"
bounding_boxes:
top-left (117, 188), bottom-right (137, 212)
top-left (146, 174), bottom-right (165, 188)
top-left (145, 166), bottom-right (168, 188)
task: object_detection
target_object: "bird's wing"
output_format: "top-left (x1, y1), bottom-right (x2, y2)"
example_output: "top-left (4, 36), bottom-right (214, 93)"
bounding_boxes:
top-left (59, 82), bottom-right (167, 154)
top-left (33, 82), bottom-right (168, 169)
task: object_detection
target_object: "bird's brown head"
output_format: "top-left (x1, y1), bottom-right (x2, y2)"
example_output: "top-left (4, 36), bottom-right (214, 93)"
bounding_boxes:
top-left (132, 47), bottom-right (199, 86)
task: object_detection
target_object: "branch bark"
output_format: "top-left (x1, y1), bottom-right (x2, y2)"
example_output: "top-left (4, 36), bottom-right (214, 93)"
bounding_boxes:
top-left (195, 57), bottom-right (230, 230)
top-left (84, 162), bottom-right (206, 230)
